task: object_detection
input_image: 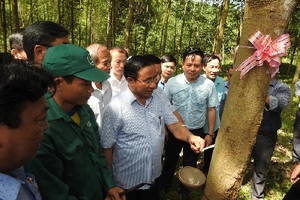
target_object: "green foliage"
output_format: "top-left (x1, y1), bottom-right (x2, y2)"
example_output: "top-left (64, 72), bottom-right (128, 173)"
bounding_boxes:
top-left (1, 0), bottom-right (298, 69)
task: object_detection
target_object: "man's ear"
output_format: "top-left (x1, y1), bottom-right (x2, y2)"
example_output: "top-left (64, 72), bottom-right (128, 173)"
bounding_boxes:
top-left (33, 45), bottom-right (47, 64)
top-left (11, 49), bottom-right (18, 58)
top-left (126, 77), bottom-right (135, 86)
top-left (54, 77), bottom-right (65, 91)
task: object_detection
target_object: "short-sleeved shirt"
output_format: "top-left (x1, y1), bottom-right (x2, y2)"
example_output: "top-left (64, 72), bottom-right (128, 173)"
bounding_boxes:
top-left (101, 88), bottom-right (178, 190)
top-left (164, 73), bottom-right (219, 130)
top-left (88, 81), bottom-right (112, 132)
top-left (202, 75), bottom-right (225, 132)
top-left (108, 73), bottom-right (128, 97)
top-left (0, 167), bottom-right (41, 200)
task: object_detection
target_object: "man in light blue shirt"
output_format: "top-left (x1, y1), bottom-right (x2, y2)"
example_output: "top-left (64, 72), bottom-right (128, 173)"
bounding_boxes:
top-left (202, 54), bottom-right (225, 174)
top-left (162, 48), bottom-right (219, 199)
top-left (101, 55), bottom-right (205, 200)
top-left (162, 48), bottom-right (218, 200)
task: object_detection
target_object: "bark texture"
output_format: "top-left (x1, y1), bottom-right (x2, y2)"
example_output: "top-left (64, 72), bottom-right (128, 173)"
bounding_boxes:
top-left (203, 0), bottom-right (298, 199)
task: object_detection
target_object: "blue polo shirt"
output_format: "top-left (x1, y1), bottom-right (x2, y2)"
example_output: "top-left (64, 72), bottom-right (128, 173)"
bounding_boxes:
top-left (202, 75), bottom-right (225, 132)
top-left (165, 73), bottom-right (219, 130)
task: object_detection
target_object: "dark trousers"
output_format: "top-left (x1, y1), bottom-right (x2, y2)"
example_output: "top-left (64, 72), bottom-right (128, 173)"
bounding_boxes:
top-left (251, 131), bottom-right (277, 199)
top-left (126, 180), bottom-right (160, 200)
top-left (283, 179), bottom-right (300, 200)
top-left (293, 109), bottom-right (300, 161)
top-left (159, 127), bottom-right (204, 190)
top-left (202, 129), bottom-right (218, 174)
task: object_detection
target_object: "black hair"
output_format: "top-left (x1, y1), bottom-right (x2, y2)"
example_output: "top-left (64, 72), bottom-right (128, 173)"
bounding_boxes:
top-left (182, 47), bottom-right (204, 62)
top-left (228, 65), bottom-right (233, 70)
top-left (62, 75), bottom-right (75, 84)
top-left (0, 52), bottom-right (14, 64)
top-left (124, 55), bottom-right (153, 80)
top-left (110, 47), bottom-right (129, 58)
top-left (160, 54), bottom-right (177, 65)
top-left (144, 54), bottom-right (161, 65)
top-left (0, 58), bottom-right (55, 128)
top-left (203, 54), bottom-right (221, 66)
top-left (9, 28), bottom-right (25, 50)
top-left (23, 21), bottom-right (69, 62)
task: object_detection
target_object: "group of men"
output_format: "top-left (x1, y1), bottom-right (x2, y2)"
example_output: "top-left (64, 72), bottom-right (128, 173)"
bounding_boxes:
top-left (0, 20), bottom-right (206, 200)
top-left (0, 19), bottom-right (299, 200)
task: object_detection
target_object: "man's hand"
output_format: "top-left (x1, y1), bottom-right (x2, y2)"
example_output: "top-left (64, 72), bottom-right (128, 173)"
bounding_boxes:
top-left (291, 164), bottom-right (300, 183)
top-left (188, 135), bottom-right (205, 153)
top-left (204, 134), bottom-right (213, 147)
top-left (105, 187), bottom-right (126, 200)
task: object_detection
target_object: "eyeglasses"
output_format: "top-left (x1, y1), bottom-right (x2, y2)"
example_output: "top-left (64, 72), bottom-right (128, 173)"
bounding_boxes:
top-left (137, 75), bottom-right (160, 85)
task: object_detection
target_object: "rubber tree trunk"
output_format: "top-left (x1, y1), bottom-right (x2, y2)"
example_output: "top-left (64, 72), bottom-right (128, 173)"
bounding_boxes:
top-left (202, 1), bottom-right (298, 199)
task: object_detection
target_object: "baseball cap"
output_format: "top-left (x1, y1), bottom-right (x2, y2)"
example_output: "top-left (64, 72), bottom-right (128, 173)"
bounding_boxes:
top-left (42, 44), bottom-right (110, 82)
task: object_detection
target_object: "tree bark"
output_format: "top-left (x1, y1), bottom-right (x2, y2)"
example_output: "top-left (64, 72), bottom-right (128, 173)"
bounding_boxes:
top-left (160, 0), bottom-right (172, 55)
top-left (106, 0), bottom-right (113, 47)
top-left (11, 0), bottom-right (19, 30)
top-left (0, 0), bottom-right (7, 52)
top-left (141, 0), bottom-right (151, 54)
top-left (203, 0), bottom-right (298, 199)
top-left (124, 0), bottom-right (134, 48)
top-left (70, 0), bottom-right (74, 44)
top-left (290, 55), bottom-right (300, 105)
top-left (176, 0), bottom-right (188, 75)
top-left (212, 0), bottom-right (229, 54)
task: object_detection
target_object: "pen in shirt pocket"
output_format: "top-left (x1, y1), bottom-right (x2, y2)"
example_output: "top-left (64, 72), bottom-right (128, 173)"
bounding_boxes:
top-left (158, 116), bottom-right (161, 125)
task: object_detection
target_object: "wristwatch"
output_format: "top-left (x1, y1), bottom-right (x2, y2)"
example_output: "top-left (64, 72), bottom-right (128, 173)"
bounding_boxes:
top-left (207, 133), bottom-right (215, 138)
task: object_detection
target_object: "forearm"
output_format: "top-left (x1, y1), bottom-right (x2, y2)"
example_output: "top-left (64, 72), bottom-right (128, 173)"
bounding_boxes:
top-left (167, 122), bottom-right (192, 143)
top-left (103, 148), bottom-right (113, 169)
top-left (207, 107), bottom-right (216, 135)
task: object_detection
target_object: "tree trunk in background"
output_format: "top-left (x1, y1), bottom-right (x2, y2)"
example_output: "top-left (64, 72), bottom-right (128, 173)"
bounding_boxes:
top-left (70, 0), bottom-right (74, 44)
top-left (11, 0), bottom-right (19, 30)
top-left (212, 0), bottom-right (229, 54)
top-left (287, 31), bottom-right (300, 76)
top-left (203, 1), bottom-right (297, 199)
top-left (85, 0), bottom-right (91, 46)
top-left (160, 0), bottom-right (172, 55)
top-left (176, 0), bottom-right (188, 75)
top-left (58, 0), bottom-right (61, 24)
top-left (124, 0), bottom-right (134, 48)
top-left (106, 0), bottom-right (112, 47)
top-left (290, 56), bottom-right (300, 105)
top-left (141, 0), bottom-right (151, 54)
top-left (188, 1), bottom-right (196, 47)
top-left (0, 0), bottom-right (7, 51)
top-left (29, 0), bottom-right (33, 23)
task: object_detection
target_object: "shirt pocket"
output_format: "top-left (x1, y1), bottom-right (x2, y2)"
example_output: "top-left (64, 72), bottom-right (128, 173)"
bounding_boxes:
top-left (147, 112), bottom-right (164, 137)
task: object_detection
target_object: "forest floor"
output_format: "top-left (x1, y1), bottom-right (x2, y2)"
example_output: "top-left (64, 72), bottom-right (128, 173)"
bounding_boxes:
top-left (160, 77), bottom-right (298, 200)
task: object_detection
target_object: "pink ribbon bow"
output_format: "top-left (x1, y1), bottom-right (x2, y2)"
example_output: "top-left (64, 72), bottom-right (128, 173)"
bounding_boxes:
top-left (236, 31), bottom-right (291, 78)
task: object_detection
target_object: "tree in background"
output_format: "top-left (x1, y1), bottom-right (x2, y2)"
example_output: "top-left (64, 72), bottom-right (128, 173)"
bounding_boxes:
top-left (212, 0), bottom-right (229, 54)
top-left (0, 0), bottom-right (299, 69)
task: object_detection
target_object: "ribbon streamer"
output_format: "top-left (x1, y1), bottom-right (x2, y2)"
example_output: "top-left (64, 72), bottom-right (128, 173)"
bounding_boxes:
top-left (236, 31), bottom-right (291, 78)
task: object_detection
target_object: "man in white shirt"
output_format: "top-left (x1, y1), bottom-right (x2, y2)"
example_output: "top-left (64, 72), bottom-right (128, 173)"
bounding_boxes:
top-left (86, 44), bottom-right (112, 132)
top-left (108, 47), bottom-right (128, 97)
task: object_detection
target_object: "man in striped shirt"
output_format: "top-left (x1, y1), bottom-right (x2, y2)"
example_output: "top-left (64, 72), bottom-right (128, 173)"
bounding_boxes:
top-left (101, 55), bottom-right (205, 200)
